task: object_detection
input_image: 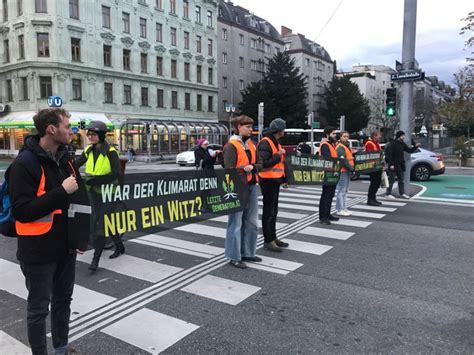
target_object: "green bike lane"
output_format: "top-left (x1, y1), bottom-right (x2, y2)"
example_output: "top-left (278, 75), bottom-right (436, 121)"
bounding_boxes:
top-left (414, 175), bottom-right (474, 202)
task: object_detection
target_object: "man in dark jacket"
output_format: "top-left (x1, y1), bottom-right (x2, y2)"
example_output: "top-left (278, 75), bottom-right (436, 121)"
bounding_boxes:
top-left (257, 118), bottom-right (289, 253)
top-left (194, 139), bottom-right (220, 170)
top-left (385, 130), bottom-right (421, 199)
top-left (9, 108), bottom-right (80, 355)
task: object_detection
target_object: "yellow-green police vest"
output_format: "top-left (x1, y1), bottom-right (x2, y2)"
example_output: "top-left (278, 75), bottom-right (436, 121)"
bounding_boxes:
top-left (84, 145), bottom-right (118, 176)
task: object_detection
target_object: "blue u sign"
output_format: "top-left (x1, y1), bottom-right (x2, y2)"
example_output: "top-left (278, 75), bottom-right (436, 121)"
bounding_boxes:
top-left (47, 96), bottom-right (63, 107)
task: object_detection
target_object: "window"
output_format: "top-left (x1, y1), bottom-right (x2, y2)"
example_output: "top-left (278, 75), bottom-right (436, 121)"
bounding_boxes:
top-left (250, 38), bottom-right (256, 49)
top-left (140, 17), bottom-right (147, 38)
top-left (222, 100), bottom-right (227, 112)
top-left (222, 52), bottom-right (227, 64)
top-left (4, 40), bottom-right (9, 63)
top-left (17, 0), bottom-right (22, 16)
top-left (156, 56), bottom-right (163, 75)
top-left (207, 39), bottom-right (212, 55)
top-left (138, 0), bottom-right (146, 4)
top-left (222, 28), bottom-right (228, 40)
top-left (265, 43), bottom-right (271, 53)
top-left (3, 0), bottom-right (8, 20)
top-left (184, 31), bottom-right (189, 49)
top-left (171, 59), bottom-right (177, 78)
top-left (207, 96), bottom-right (213, 112)
top-left (169, 0), bottom-right (176, 14)
top-left (222, 76), bottom-right (227, 88)
top-left (123, 49), bottom-right (131, 70)
top-left (195, 5), bottom-right (201, 23)
top-left (72, 79), bottom-right (82, 100)
top-left (156, 23), bottom-right (162, 42)
top-left (141, 87), bottom-right (148, 106)
top-left (197, 94), bottom-right (202, 111)
top-left (239, 34), bottom-right (244, 45)
top-left (170, 27), bottom-right (176, 46)
top-left (37, 33), bottom-right (49, 57)
top-left (239, 56), bottom-right (244, 68)
top-left (196, 35), bottom-right (202, 53)
top-left (207, 10), bottom-right (213, 27)
top-left (208, 68), bottom-right (213, 85)
top-left (104, 83), bottom-right (113, 103)
top-left (35, 0), bottom-right (47, 13)
top-left (185, 93), bottom-right (191, 110)
top-left (184, 62), bottom-right (190, 80)
top-left (39, 76), bottom-right (52, 98)
top-left (171, 91), bottom-right (178, 108)
top-left (124, 85), bottom-right (132, 104)
top-left (239, 80), bottom-right (244, 90)
top-left (157, 89), bottom-right (164, 107)
top-left (6, 80), bottom-right (12, 101)
top-left (250, 60), bottom-right (257, 70)
top-left (103, 45), bottom-right (111, 66)
top-left (21, 77), bottom-right (28, 100)
top-left (102, 6), bottom-right (110, 28)
top-left (69, 0), bottom-right (79, 19)
top-left (122, 12), bottom-right (130, 33)
top-left (156, 0), bottom-right (162, 10)
top-left (183, 0), bottom-right (189, 18)
top-left (196, 65), bottom-right (202, 83)
top-left (305, 58), bottom-right (310, 66)
top-left (140, 53), bottom-right (147, 73)
top-left (71, 38), bottom-right (81, 62)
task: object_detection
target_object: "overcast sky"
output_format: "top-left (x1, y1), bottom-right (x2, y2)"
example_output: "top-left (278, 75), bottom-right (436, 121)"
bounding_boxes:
top-left (230, 0), bottom-right (472, 85)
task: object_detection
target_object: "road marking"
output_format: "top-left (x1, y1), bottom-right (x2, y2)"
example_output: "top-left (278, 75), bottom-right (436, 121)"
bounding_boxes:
top-left (349, 210), bottom-right (386, 219)
top-left (175, 224), bottom-right (226, 238)
top-left (101, 308), bottom-right (199, 355)
top-left (181, 275), bottom-right (261, 305)
top-left (77, 252), bottom-right (183, 283)
top-left (284, 239), bottom-right (333, 255)
top-left (259, 201), bottom-right (317, 212)
top-left (351, 204), bottom-right (397, 212)
top-left (210, 215), bottom-right (288, 229)
top-left (262, 210), bottom-right (308, 220)
top-left (0, 331), bottom-right (30, 355)
top-left (331, 218), bottom-right (372, 228)
top-left (131, 234), bottom-right (223, 258)
top-left (298, 226), bottom-right (354, 240)
top-left (250, 255), bottom-right (303, 274)
top-left (0, 259), bottom-right (116, 321)
top-left (374, 201), bottom-right (406, 207)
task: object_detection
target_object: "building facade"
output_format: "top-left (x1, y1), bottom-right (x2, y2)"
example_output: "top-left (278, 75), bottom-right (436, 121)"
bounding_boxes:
top-left (280, 26), bottom-right (335, 124)
top-left (217, 0), bottom-right (284, 125)
top-left (0, 0), bottom-right (225, 155)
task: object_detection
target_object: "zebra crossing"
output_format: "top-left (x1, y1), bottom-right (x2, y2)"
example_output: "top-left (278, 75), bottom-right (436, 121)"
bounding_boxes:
top-left (0, 186), bottom-right (406, 354)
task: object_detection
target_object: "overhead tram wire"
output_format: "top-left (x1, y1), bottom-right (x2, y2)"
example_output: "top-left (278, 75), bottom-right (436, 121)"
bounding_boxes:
top-left (313, 0), bottom-right (345, 42)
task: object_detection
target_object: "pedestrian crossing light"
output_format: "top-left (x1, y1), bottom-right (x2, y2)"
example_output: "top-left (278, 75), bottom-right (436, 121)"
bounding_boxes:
top-left (386, 106), bottom-right (396, 117)
top-left (385, 87), bottom-right (397, 117)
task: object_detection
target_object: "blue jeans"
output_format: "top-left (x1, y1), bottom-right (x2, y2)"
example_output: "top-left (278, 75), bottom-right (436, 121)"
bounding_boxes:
top-left (335, 171), bottom-right (351, 211)
top-left (225, 184), bottom-right (258, 262)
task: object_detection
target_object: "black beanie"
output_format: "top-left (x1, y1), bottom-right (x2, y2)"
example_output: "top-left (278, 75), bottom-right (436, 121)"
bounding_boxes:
top-left (395, 131), bottom-right (405, 139)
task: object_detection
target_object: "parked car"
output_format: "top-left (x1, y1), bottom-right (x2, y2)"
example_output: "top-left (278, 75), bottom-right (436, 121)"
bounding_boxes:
top-left (296, 141), bottom-right (320, 154)
top-left (176, 144), bottom-right (223, 166)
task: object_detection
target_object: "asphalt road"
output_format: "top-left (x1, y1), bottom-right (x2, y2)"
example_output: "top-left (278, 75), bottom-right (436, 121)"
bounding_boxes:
top-left (1, 183), bottom-right (473, 354)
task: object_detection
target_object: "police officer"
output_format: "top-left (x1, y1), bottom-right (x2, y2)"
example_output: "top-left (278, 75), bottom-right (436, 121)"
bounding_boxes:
top-left (76, 121), bottom-right (124, 271)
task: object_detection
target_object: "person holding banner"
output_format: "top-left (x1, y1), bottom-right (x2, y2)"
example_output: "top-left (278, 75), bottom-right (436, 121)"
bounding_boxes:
top-left (335, 131), bottom-right (355, 216)
top-left (257, 118), bottom-right (289, 253)
top-left (223, 115), bottom-right (261, 269)
top-left (364, 131), bottom-right (383, 206)
top-left (194, 139), bottom-right (220, 170)
top-left (318, 126), bottom-right (340, 225)
top-left (75, 121), bottom-right (124, 272)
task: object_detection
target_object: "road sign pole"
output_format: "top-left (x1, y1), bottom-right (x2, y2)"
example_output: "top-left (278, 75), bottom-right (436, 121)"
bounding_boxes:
top-left (310, 113), bottom-right (314, 154)
top-left (258, 102), bottom-right (264, 141)
top-left (340, 115), bottom-right (345, 131)
top-left (399, 0), bottom-right (417, 195)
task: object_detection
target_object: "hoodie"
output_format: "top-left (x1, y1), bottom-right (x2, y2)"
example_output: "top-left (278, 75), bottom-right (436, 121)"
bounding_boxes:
top-left (9, 135), bottom-right (80, 264)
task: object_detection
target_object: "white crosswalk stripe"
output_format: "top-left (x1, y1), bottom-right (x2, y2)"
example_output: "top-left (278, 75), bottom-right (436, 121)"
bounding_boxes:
top-left (331, 218), bottom-right (372, 228)
top-left (351, 204), bottom-right (397, 212)
top-left (284, 239), bottom-right (333, 255)
top-left (349, 210), bottom-right (386, 219)
top-left (0, 330), bottom-right (30, 355)
top-left (298, 226), bottom-right (354, 240)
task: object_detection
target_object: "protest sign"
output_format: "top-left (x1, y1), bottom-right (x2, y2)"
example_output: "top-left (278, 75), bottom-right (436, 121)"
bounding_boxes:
top-left (353, 151), bottom-right (384, 174)
top-left (285, 153), bottom-right (340, 185)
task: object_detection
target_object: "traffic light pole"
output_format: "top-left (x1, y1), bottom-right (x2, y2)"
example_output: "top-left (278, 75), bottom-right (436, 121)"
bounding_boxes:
top-left (399, 0), bottom-right (417, 195)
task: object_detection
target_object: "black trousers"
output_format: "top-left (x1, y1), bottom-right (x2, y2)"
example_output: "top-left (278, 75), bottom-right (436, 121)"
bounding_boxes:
top-left (368, 171), bottom-right (382, 201)
top-left (319, 184), bottom-right (337, 219)
top-left (386, 167), bottom-right (405, 195)
top-left (20, 253), bottom-right (76, 355)
top-left (260, 179), bottom-right (281, 243)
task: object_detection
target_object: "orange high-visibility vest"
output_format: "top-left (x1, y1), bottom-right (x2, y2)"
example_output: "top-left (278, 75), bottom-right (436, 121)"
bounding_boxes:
top-left (364, 139), bottom-right (381, 152)
top-left (337, 143), bottom-right (354, 173)
top-left (228, 139), bottom-right (256, 183)
top-left (319, 141), bottom-right (338, 158)
top-left (258, 137), bottom-right (285, 179)
top-left (15, 162), bottom-right (75, 236)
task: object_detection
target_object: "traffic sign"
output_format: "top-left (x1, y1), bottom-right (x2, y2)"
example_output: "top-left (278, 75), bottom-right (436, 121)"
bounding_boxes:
top-left (47, 96), bottom-right (63, 107)
top-left (312, 122), bottom-right (320, 129)
top-left (390, 70), bottom-right (425, 82)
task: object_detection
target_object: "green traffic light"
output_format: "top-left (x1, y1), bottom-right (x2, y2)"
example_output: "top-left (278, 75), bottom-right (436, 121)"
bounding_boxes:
top-left (386, 106), bottom-right (396, 116)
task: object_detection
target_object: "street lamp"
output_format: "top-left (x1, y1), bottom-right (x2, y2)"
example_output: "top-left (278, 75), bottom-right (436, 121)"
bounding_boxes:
top-left (225, 103), bottom-right (236, 134)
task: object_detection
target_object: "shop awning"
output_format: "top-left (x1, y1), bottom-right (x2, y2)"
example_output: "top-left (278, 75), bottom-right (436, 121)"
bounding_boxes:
top-left (0, 111), bottom-right (114, 129)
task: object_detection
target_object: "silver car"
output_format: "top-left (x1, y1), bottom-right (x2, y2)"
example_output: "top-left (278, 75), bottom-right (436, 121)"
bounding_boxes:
top-left (410, 148), bottom-right (445, 181)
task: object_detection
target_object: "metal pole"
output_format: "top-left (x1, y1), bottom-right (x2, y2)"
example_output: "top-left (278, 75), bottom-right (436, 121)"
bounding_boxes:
top-left (310, 113), bottom-right (314, 154)
top-left (399, 0), bottom-right (417, 194)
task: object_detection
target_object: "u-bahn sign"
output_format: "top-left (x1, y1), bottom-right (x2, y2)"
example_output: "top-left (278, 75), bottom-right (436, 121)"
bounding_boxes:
top-left (391, 70), bottom-right (425, 82)
top-left (47, 96), bottom-right (63, 107)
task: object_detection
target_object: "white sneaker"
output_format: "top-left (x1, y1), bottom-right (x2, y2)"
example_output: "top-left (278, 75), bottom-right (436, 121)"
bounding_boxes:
top-left (385, 194), bottom-right (396, 199)
top-left (401, 194), bottom-right (411, 199)
top-left (337, 210), bottom-right (350, 216)
top-left (343, 209), bottom-right (352, 216)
